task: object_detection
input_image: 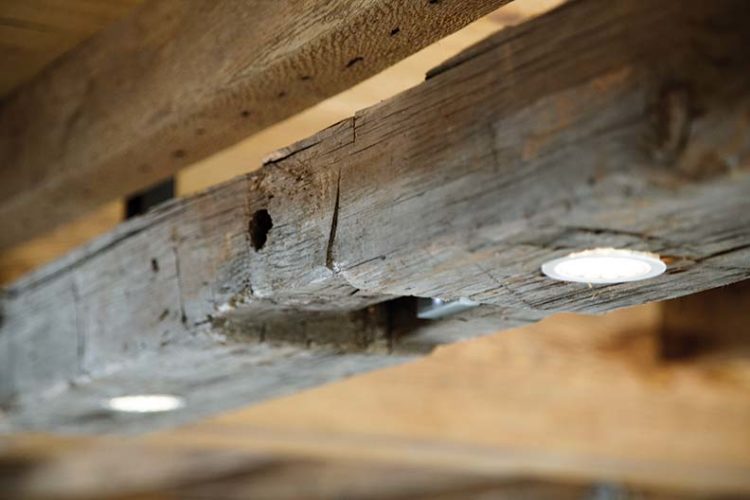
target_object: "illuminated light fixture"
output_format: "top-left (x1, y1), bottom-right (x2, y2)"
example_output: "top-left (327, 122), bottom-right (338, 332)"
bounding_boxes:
top-left (104, 394), bottom-right (185, 413)
top-left (541, 248), bottom-right (666, 284)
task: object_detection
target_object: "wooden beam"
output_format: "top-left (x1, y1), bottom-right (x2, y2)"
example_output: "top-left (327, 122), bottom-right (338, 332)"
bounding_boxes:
top-left (7, 299), bottom-right (750, 496)
top-left (0, 0), bottom-right (142, 97)
top-left (0, 0), bottom-right (511, 250)
top-left (150, 303), bottom-right (750, 496)
top-left (0, 2), bottom-right (557, 285)
top-left (2, 0), bottom-right (750, 433)
top-left (0, 438), bottom-right (591, 499)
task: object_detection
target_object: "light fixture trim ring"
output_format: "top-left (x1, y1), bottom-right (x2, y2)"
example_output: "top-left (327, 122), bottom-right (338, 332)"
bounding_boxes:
top-left (541, 247), bottom-right (666, 284)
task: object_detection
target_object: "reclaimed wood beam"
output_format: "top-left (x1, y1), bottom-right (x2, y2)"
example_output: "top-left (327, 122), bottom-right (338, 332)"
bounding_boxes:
top-left (2, 0), bottom-right (750, 433)
top-left (155, 302), bottom-right (750, 496)
top-left (0, 0), bottom-right (512, 250)
top-left (8, 298), bottom-right (750, 496)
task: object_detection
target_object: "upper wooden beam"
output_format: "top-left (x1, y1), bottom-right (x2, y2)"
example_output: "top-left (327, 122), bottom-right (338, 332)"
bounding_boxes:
top-left (0, 0), bottom-right (142, 97)
top-left (0, 0), bottom-right (511, 250)
top-left (2, 0), bottom-right (750, 433)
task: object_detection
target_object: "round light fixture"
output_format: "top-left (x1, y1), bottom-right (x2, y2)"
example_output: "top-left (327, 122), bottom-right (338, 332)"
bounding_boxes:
top-left (541, 248), bottom-right (666, 284)
top-left (104, 394), bottom-right (185, 413)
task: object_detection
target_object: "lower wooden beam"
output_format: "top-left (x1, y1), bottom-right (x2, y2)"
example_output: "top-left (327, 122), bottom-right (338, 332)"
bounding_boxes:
top-left (6, 297), bottom-right (750, 497)
top-left (0, 438), bottom-right (594, 500)
top-left (147, 300), bottom-right (750, 496)
top-left (1, 0), bottom-right (750, 433)
top-left (0, 338), bottom-right (412, 434)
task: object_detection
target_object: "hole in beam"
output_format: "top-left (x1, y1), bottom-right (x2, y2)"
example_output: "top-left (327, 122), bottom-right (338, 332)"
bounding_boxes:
top-left (249, 209), bottom-right (273, 251)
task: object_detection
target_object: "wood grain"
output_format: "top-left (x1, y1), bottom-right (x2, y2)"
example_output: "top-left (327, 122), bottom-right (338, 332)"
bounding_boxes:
top-left (0, 2), bottom-right (561, 285)
top-left (2, 0), bottom-right (750, 436)
top-left (0, 0), bottom-right (512, 250)
top-left (0, 1), bottom-right (560, 285)
top-left (177, 1), bottom-right (563, 196)
top-left (0, 0), bottom-right (141, 97)
top-left (5, 298), bottom-right (749, 496)
top-left (147, 302), bottom-right (750, 495)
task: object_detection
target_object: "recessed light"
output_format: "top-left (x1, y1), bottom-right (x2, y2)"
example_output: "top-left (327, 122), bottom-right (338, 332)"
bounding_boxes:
top-left (104, 394), bottom-right (185, 413)
top-left (541, 248), bottom-right (666, 284)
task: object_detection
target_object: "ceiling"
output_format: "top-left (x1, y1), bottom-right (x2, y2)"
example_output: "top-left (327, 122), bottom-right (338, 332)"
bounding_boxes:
top-left (0, 0), bottom-right (142, 97)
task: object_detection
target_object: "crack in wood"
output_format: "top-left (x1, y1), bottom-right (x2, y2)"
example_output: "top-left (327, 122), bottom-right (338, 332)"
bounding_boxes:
top-left (172, 245), bottom-right (188, 326)
top-left (325, 169), bottom-right (342, 272)
top-left (695, 242), bottom-right (750, 263)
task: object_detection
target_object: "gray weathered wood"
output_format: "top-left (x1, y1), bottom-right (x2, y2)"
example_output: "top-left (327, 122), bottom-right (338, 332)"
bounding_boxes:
top-left (0, 0), bottom-right (512, 249)
top-left (1, 341), bottom-right (412, 434)
top-left (2, 0), bottom-right (750, 433)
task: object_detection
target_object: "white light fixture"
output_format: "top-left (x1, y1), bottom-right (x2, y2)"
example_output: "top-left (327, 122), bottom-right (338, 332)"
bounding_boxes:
top-left (104, 394), bottom-right (185, 413)
top-left (541, 248), bottom-right (666, 284)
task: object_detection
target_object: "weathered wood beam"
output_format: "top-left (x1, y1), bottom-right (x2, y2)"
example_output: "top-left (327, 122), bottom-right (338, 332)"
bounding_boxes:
top-left (0, 0), bottom-right (512, 249)
top-left (2, 0), bottom-right (750, 433)
top-left (153, 302), bottom-right (750, 496)
top-left (11, 298), bottom-right (749, 497)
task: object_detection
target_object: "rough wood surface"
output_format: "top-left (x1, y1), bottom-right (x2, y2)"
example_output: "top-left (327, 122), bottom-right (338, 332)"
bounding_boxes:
top-left (1, 340), bottom-right (412, 434)
top-left (147, 302), bottom-right (750, 496)
top-left (2, 0), bottom-right (750, 434)
top-left (0, 1), bottom-right (560, 285)
top-left (5, 300), bottom-right (749, 497)
top-left (0, 0), bottom-right (512, 249)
